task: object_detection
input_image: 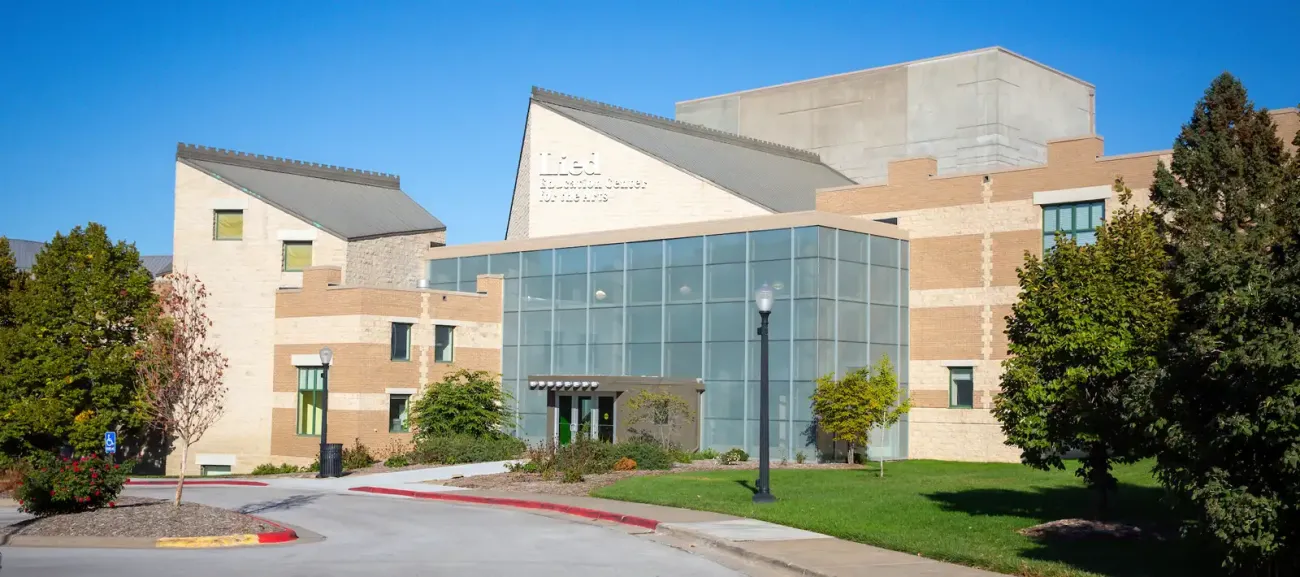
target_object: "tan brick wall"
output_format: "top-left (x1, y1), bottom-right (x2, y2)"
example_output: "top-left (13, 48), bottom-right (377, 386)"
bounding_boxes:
top-left (910, 235), bottom-right (983, 290)
top-left (991, 230), bottom-right (1042, 288)
top-left (269, 407), bottom-right (415, 463)
top-left (909, 408), bottom-right (1020, 462)
top-left (346, 230), bottom-right (447, 289)
top-left (1272, 108), bottom-right (1298, 154)
top-left (911, 307), bottom-right (983, 361)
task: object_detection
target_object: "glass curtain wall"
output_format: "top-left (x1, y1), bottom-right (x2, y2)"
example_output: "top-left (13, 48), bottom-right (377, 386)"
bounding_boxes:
top-left (427, 226), bottom-right (910, 459)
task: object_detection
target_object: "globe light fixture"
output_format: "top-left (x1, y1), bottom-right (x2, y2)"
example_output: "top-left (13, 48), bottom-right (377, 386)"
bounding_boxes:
top-left (752, 284), bottom-right (776, 503)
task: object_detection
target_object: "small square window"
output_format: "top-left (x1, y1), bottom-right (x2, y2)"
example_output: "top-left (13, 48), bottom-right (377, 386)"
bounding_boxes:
top-left (283, 241), bottom-right (313, 272)
top-left (1043, 200), bottom-right (1105, 252)
top-left (391, 323), bottom-right (412, 361)
top-left (213, 210), bottom-right (244, 240)
top-left (434, 325), bottom-right (455, 363)
top-left (389, 394), bottom-right (411, 433)
top-left (949, 367), bottom-right (974, 409)
top-left (200, 464), bottom-right (232, 476)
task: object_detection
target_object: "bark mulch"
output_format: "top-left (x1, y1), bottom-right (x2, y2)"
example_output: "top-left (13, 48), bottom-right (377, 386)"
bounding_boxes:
top-left (1, 496), bottom-right (276, 539)
top-left (438, 459), bottom-right (858, 496)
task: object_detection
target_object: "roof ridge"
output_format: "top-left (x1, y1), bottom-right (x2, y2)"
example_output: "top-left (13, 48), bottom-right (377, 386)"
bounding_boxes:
top-left (530, 87), bottom-right (825, 163)
top-left (176, 143), bottom-right (401, 189)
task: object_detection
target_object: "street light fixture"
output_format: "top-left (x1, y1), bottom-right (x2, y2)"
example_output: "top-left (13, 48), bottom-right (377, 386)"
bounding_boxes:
top-left (318, 347), bottom-right (333, 478)
top-left (753, 284), bottom-right (776, 503)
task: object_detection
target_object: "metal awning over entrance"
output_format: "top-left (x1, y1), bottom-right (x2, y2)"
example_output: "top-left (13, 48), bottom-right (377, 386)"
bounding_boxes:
top-left (527, 375), bottom-right (706, 392)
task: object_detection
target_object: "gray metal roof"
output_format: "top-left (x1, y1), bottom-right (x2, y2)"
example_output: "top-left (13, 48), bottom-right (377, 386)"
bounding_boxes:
top-left (531, 88), bottom-right (855, 212)
top-left (6, 238), bottom-right (171, 277)
top-left (177, 144), bottom-right (445, 240)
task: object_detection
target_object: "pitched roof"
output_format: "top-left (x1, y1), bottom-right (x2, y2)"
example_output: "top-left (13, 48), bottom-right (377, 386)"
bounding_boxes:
top-left (5, 238), bottom-right (171, 277)
top-left (176, 144), bottom-right (445, 240)
top-left (530, 87), bottom-right (855, 213)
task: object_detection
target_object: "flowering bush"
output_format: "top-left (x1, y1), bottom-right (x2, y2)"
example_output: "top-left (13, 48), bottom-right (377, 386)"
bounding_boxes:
top-left (613, 457), bottom-right (637, 471)
top-left (14, 454), bottom-right (131, 516)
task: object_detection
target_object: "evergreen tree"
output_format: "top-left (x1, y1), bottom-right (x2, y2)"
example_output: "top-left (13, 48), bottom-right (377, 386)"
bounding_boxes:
top-left (0, 224), bottom-right (157, 457)
top-left (994, 179), bottom-right (1175, 514)
top-left (0, 237), bottom-right (19, 326)
top-left (1148, 74), bottom-right (1300, 573)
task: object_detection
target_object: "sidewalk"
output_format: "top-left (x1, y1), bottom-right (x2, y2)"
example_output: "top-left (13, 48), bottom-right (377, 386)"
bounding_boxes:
top-left (368, 486), bottom-right (1003, 577)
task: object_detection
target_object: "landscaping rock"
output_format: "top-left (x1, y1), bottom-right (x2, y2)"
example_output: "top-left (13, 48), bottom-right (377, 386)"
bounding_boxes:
top-left (1019, 518), bottom-right (1155, 541)
top-left (1, 496), bottom-right (275, 539)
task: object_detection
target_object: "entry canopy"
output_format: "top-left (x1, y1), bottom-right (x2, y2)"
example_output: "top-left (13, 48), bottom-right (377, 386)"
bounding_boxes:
top-left (527, 376), bottom-right (705, 392)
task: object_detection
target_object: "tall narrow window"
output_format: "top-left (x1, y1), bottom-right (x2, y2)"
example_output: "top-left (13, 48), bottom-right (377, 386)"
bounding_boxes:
top-left (1043, 200), bottom-right (1105, 251)
top-left (297, 367), bottom-right (324, 435)
top-left (283, 241), bottom-right (313, 272)
top-left (213, 210), bottom-right (244, 240)
top-left (434, 325), bottom-right (455, 363)
top-left (949, 367), bottom-right (974, 409)
top-left (391, 322), bottom-right (412, 361)
top-left (389, 394), bottom-right (411, 433)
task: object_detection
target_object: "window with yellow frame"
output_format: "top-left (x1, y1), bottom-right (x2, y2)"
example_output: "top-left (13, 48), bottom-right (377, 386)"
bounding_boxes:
top-left (283, 241), bottom-right (313, 272)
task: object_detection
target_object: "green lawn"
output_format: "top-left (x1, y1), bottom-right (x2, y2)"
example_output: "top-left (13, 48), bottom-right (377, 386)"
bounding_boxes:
top-left (592, 460), bottom-right (1214, 577)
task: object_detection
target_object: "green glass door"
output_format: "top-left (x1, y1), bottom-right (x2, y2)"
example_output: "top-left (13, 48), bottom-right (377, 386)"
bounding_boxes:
top-left (558, 395), bottom-right (572, 445)
top-left (578, 396), bottom-right (594, 440)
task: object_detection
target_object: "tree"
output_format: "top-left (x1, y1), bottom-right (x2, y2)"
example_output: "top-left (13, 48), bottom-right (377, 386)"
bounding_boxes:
top-left (625, 389), bottom-right (693, 447)
top-left (0, 224), bottom-right (156, 458)
top-left (1147, 74), bottom-right (1300, 573)
top-left (810, 355), bottom-right (910, 466)
top-left (0, 237), bottom-right (21, 326)
top-left (409, 369), bottom-right (514, 440)
top-left (993, 179), bottom-right (1175, 514)
top-left (137, 273), bottom-right (228, 507)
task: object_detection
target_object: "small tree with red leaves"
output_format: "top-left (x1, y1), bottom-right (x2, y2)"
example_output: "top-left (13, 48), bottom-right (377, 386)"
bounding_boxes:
top-left (136, 273), bottom-right (228, 507)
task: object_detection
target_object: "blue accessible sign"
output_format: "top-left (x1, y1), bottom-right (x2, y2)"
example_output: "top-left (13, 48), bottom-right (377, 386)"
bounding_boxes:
top-left (104, 431), bottom-right (117, 454)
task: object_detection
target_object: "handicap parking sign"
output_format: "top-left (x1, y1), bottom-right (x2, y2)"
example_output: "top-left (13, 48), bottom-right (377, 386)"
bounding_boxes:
top-left (104, 431), bottom-right (117, 454)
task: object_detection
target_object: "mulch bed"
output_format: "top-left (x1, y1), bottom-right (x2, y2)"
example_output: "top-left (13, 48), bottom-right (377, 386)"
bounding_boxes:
top-left (439, 459), bottom-right (858, 496)
top-left (1019, 518), bottom-right (1162, 541)
top-left (1, 496), bottom-right (276, 539)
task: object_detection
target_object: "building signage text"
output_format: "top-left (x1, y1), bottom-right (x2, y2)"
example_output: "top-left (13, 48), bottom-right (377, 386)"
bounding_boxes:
top-left (535, 152), bottom-right (646, 203)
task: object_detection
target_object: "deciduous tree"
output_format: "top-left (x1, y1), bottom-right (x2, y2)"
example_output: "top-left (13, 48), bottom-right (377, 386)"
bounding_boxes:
top-left (137, 273), bottom-right (228, 507)
top-left (1148, 74), bottom-right (1300, 573)
top-left (994, 179), bottom-right (1175, 514)
top-left (410, 369), bottom-right (514, 440)
top-left (625, 390), bottom-right (693, 447)
top-left (810, 355), bottom-right (910, 467)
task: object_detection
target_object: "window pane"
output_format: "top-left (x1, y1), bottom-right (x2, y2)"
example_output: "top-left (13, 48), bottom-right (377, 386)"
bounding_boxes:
top-left (214, 211), bottom-right (243, 240)
top-left (706, 302), bottom-right (747, 342)
top-left (755, 302), bottom-right (791, 341)
top-left (705, 381), bottom-right (745, 420)
top-left (590, 344), bottom-right (622, 375)
top-left (793, 340), bottom-right (818, 380)
top-left (1090, 201), bottom-right (1105, 228)
top-left (626, 305), bottom-right (661, 343)
top-left (1058, 205), bottom-right (1074, 231)
top-left (553, 345), bottom-right (586, 374)
top-left (839, 301), bottom-right (867, 342)
top-left (950, 367), bottom-right (974, 408)
top-left (705, 342), bottom-right (745, 380)
top-left (434, 325), bottom-right (454, 362)
top-left (793, 258), bottom-right (818, 299)
top-left (459, 256), bottom-right (488, 292)
top-left (504, 278), bottom-right (520, 312)
top-left (522, 276), bottom-right (552, 310)
top-left (666, 237), bottom-right (704, 267)
top-left (298, 390), bottom-right (321, 435)
top-left (870, 266), bottom-right (899, 305)
top-left (627, 268), bottom-right (663, 305)
top-left (751, 259), bottom-right (792, 300)
top-left (793, 381), bottom-right (817, 421)
top-left (503, 346), bottom-right (518, 379)
top-left (553, 310), bottom-right (586, 345)
top-left (667, 266), bottom-right (703, 303)
top-left (297, 367), bottom-right (322, 390)
top-left (838, 342), bottom-right (868, 376)
top-left (428, 259), bottom-right (458, 284)
top-left (590, 244), bottom-right (624, 272)
top-left (626, 343), bottom-right (661, 376)
top-left (870, 305), bottom-right (899, 345)
top-left (792, 299), bottom-right (818, 340)
top-left (706, 233), bottom-right (746, 264)
top-left (521, 311), bottom-right (551, 346)
top-left (838, 261), bottom-right (868, 301)
top-left (871, 236), bottom-right (899, 268)
top-left (1074, 205), bottom-right (1091, 233)
top-left (389, 394), bottom-right (410, 433)
top-left (870, 343), bottom-right (897, 368)
top-left (793, 227), bottom-right (818, 258)
top-left (1043, 206), bottom-right (1058, 232)
top-left (488, 252), bottom-right (520, 278)
top-left (555, 247), bottom-right (587, 275)
top-left (748, 340), bottom-right (791, 381)
top-left (665, 303), bottom-right (702, 343)
top-left (283, 242), bottom-right (312, 272)
top-left (706, 263), bottom-right (746, 301)
top-left (818, 299), bottom-right (836, 340)
top-left (521, 345), bottom-right (551, 376)
top-left (901, 270), bottom-right (910, 307)
top-left (589, 308), bottom-right (623, 344)
top-left (838, 230), bottom-right (868, 263)
top-left (818, 227), bottom-right (837, 258)
top-left (391, 323), bottom-right (411, 361)
top-left (901, 241), bottom-right (910, 270)
top-left (503, 311), bottom-right (519, 346)
top-left (665, 343), bottom-right (702, 378)
top-left (554, 274), bottom-right (587, 309)
top-left (749, 229), bottom-right (791, 261)
top-left (589, 271), bottom-right (623, 307)
top-left (1076, 230), bottom-right (1098, 246)
top-left (627, 240), bottom-right (663, 270)
top-left (522, 250), bottom-right (553, 277)
top-left (1044, 234), bottom-right (1057, 252)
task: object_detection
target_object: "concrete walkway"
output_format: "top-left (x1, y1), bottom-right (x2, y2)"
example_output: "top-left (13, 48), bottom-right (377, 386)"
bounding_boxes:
top-left (130, 460), bottom-right (517, 494)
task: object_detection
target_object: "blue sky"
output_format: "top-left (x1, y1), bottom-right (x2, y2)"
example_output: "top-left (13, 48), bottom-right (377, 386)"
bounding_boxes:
top-left (1, 0), bottom-right (1296, 255)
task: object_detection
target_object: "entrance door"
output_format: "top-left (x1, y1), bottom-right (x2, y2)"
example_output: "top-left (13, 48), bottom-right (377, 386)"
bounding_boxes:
top-left (557, 393), bottom-right (615, 445)
top-left (558, 395), bottom-right (573, 445)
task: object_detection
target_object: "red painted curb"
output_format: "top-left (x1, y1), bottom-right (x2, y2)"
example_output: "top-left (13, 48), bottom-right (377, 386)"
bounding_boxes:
top-left (127, 479), bottom-right (269, 486)
top-left (349, 486), bottom-right (661, 530)
top-left (251, 516), bottom-right (299, 544)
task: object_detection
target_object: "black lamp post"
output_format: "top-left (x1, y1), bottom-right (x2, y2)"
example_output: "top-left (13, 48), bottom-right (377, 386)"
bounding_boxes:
top-left (318, 346), bottom-right (333, 478)
top-left (753, 284), bottom-right (776, 503)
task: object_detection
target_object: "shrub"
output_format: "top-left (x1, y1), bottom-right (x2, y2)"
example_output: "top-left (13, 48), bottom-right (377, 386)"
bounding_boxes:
top-left (383, 454), bottom-right (410, 468)
top-left (717, 448), bottom-right (748, 465)
top-left (613, 457), bottom-right (637, 471)
top-left (552, 436), bottom-right (611, 476)
top-left (16, 454), bottom-right (131, 515)
top-left (409, 369), bottom-right (514, 440)
top-left (410, 434), bottom-right (525, 465)
top-left (0, 462), bottom-right (29, 495)
top-left (251, 463), bottom-right (301, 475)
top-left (306, 459), bottom-right (320, 473)
top-left (795, 451), bottom-right (806, 464)
top-left (607, 441), bottom-right (673, 471)
top-left (692, 448), bottom-right (719, 461)
top-left (342, 440), bottom-right (376, 470)
top-left (505, 460), bottom-right (538, 473)
top-left (561, 469), bottom-right (584, 484)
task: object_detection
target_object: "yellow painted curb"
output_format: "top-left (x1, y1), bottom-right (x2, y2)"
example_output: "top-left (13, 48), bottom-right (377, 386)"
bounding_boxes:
top-left (156, 534), bottom-right (260, 548)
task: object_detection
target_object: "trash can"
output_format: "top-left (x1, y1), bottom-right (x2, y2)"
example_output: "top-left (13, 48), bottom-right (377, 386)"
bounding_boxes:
top-left (320, 443), bottom-right (344, 478)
